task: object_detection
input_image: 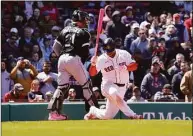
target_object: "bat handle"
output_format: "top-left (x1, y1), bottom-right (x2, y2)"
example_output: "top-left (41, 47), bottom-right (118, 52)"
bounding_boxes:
top-left (94, 43), bottom-right (99, 56)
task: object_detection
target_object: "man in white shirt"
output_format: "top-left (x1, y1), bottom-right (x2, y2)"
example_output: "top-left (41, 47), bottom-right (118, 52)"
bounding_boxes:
top-left (1, 59), bottom-right (14, 101)
top-left (37, 61), bottom-right (58, 95)
top-left (84, 38), bottom-right (143, 120)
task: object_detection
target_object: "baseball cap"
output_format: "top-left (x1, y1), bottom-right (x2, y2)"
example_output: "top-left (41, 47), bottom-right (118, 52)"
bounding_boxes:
top-left (132, 23), bottom-right (140, 29)
top-left (51, 26), bottom-right (61, 31)
top-left (152, 57), bottom-right (160, 65)
top-left (144, 22), bottom-right (151, 26)
top-left (17, 57), bottom-right (24, 61)
top-left (10, 28), bottom-right (18, 33)
top-left (163, 84), bottom-right (172, 90)
top-left (69, 88), bottom-right (75, 92)
top-left (126, 6), bottom-right (133, 11)
top-left (14, 83), bottom-right (24, 91)
top-left (42, 11), bottom-right (49, 16)
top-left (148, 29), bottom-right (156, 35)
top-left (93, 87), bottom-right (100, 92)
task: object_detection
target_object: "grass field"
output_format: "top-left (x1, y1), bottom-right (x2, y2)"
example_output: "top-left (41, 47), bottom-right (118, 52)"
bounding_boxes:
top-left (2, 120), bottom-right (192, 136)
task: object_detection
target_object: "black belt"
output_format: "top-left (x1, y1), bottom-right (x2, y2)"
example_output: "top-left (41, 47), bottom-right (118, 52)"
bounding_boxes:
top-left (114, 83), bottom-right (125, 87)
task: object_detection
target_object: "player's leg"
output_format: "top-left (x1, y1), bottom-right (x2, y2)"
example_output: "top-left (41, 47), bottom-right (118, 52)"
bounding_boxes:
top-left (64, 55), bottom-right (99, 112)
top-left (85, 97), bottom-right (119, 120)
top-left (112, 86), bottom-right (143, 119)
top-left (47, 54), bottom-right (70, 120)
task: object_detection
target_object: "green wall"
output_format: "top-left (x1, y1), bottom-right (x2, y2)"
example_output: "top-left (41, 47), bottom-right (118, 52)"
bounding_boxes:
top-left (1, 102), bottom-right (192, 121)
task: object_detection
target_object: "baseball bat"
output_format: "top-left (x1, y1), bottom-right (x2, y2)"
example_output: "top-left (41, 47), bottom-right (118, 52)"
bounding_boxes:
top-left (94, 8), bottom-right (105, 56)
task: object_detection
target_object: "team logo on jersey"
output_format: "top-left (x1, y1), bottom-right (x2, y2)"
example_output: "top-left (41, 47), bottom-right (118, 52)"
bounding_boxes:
top-left (104, 65), bottom-right (114, 72)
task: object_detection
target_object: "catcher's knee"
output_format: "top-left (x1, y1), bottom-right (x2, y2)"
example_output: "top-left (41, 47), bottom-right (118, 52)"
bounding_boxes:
top-left (47, 84), bottom-right (69, 111)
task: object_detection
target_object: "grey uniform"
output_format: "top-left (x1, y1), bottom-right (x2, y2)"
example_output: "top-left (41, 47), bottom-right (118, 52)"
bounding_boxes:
top-left (48, 25), bottom-right (99, 113)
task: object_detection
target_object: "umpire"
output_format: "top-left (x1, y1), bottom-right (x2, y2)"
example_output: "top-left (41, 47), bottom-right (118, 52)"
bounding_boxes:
top-left (47, 10), bottom-right (99, 120)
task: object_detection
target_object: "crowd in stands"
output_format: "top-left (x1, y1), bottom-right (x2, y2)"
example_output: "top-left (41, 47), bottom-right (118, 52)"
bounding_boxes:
top-left (1, 1), bottom-right (193, 103)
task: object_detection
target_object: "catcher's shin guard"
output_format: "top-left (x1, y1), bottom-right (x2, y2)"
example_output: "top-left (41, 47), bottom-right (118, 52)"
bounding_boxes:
top-left (47, 84), bottom-right (69, 113)
top-left (82, 80), bottom-right (99, 112)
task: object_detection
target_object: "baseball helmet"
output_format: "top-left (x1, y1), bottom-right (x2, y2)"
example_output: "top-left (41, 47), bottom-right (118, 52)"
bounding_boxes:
top-left (103, 38), bottom-right (116, 53)
top-left (72, 10), bottom-right (90, 22)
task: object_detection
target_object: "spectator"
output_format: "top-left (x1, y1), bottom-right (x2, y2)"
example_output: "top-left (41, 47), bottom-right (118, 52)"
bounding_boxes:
top-left (45, 91), bottom-right (53, 102)
top-left (127, 86), bottom-right (147, 102)
top-left (6, 55), bottom-right (17, 73)
top-left (24, 1), bottom-right (34, 20)
top-left (124, 23), bottom-right (139, 53)
top-left (162, 24), bottom-right (177, 49)
top-left (31, 44), bottom-right (43, 59)
top-left (28, 8), bottom-right (41, 25)
top-left (88, 13), bottom-right (96, 32)
top-left (3, 83), bottom-right (26, 102)
top-left (148, 28), bottom-right (157, 39)
top-left (141, 59), bottom-right (168, 100)
top-left (143, 37), bottom-right (158, 61)
top-left (2, 34), bottom-right (20, 58)
top-left (159, 14), bottom-right (167, 29)
top-left (103, 5), bottom-right (113, 29)
top-left (180, 63), bottom-right (193, 102)
top-left (105, 10), bottom-right (127, 41)
top-left (167, 53), bottom-right (185, 80)
top-left (140, 12), bottom-right (153, 30)
top-left (30, 52), bottom-right (43, 72)
top-left (39, 34), bottom-right (53, 62)
top-left (37, 61), bottom-right (57, 95)
top-left (9, 28), bottom-right (20, 44)
top-left (32, 27), bottom-right (41, 44)
top-left (92, 87), bottom-right (103, 100)
top-left (10, 57), bottom-right (38, 97)
top-left (173, 13), bottom-right (189, 43)
top-left (65, 88), bottom-right (77, 101)
top-left (154, 84), bottom-right (178, 102)
top-left (40, 2), bottom-right (59, 22)
top-left (50, 26), bottom-right (61, 45)
top-left (39, 11), bottom-right (56, 34)
top-left (130, 29), bottom-right (149, 56)
top-left (184, 10), bottom-right (192, 40)
top-left (171, 61), bottom-right (190, 101)
top-left (156, 38), bottom-right (167, 62)
top-left (18, 27), bottom-right (38, 58)
top-left (121, 6), bottom-right (135, 26)
top-left (28, 79), bottom-right (44, 102)
top-left (1, 59), bottom-right (14, 101)
top-left (49, 52), bottom-right (58, 73)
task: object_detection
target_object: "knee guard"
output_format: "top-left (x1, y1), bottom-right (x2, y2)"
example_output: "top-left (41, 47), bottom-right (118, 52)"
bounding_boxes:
top-left (47, 84), bottom-right (69, 113)
top-left (82, 80), bottom-right (99, 112)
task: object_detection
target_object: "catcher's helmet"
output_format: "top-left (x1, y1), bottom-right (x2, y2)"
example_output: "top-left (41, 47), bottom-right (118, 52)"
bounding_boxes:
top-left (103, 38), bottom-right (116, 53)
top-left (72, 10), bottom-right (90, 22)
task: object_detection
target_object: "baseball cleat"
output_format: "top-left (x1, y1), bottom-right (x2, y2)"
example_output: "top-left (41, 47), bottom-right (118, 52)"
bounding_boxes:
top-left (84, 112), bottom-right (96, 120)
top-left (128, 114), bottom-right (143, 119)
top-left (48, 112), bottom-right (68, 121)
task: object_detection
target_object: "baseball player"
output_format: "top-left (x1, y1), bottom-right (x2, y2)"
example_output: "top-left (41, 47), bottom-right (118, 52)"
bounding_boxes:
top-left (84, 38), bottom-right (143, 120)
top-left (47, 10), bottom-right (99, 120)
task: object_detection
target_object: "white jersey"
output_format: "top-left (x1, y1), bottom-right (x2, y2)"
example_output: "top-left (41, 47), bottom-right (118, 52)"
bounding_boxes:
top-left (96, 49), bottom-right (135, 84)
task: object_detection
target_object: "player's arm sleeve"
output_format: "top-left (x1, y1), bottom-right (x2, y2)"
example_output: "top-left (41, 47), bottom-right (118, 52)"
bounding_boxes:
top-left (53, 40), bottom-right (62, 56)
top-left (125, 52), bottom-right (138, 71)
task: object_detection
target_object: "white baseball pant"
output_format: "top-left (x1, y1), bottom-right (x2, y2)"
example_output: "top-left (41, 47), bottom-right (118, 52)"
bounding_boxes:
top-left (89, 82), bottom-right (136, 119)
